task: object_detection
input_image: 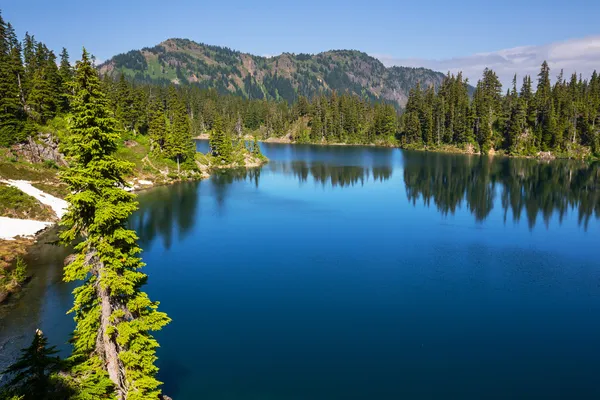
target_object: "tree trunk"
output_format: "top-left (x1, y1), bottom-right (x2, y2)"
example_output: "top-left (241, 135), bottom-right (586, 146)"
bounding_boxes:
top-left (572, 113), bottom-right (577, 143)
top-left (89, 253), bottom-right (128, 400)
top-left (177, 155), bottom-right (180, 174)
top-left (16, 72), bottom-right (25, 106)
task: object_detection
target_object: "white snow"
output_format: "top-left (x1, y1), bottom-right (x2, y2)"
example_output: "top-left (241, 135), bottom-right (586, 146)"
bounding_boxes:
top-left (1, 179), bottom-right (68, 218)
top-left (0, 216), bottom-right (53, 240)
top-left (0, 180), bottom-right (69, 240)
top-left (137, 180), bottom-right (153, 185)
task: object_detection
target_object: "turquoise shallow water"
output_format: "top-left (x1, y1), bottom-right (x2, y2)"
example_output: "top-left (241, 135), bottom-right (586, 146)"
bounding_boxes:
top-left (1, 142), bottom-right (599, 399)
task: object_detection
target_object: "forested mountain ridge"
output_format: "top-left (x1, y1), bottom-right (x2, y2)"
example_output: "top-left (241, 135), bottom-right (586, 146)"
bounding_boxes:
top-left (98, 38), bottom-right (449, 108)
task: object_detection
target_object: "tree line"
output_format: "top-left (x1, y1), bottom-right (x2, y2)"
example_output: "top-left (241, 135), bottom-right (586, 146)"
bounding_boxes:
top-left (402, 66), bottom-right (600, 156)
top-left (3, 8), bottom-right (598, 159)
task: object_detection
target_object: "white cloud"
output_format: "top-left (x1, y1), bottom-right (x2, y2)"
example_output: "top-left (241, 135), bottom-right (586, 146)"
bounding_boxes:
top-left (374, 36), bottom-right (600, 88)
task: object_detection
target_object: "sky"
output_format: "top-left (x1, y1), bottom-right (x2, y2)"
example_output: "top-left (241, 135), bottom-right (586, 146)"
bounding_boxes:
top-left (2, 0), bottom-right (600, 86)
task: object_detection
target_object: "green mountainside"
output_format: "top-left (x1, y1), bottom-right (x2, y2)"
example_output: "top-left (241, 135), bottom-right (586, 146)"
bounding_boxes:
top-left (98, 38), bottom-right (449, 108)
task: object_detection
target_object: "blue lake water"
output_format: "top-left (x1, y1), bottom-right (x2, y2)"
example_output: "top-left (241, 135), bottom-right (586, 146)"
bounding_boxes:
top-left (1, 142), bottom-right (599, 399)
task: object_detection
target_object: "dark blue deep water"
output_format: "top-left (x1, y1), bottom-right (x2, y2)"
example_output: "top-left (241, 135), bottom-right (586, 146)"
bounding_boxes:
top-left (1, 142), bottom-right (599, 399)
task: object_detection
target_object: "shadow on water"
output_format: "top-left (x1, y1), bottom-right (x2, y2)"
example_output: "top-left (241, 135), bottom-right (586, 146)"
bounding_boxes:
top-left (1, 142), bottom-right (599, 396)
top-left (401, 151), bottom-right (599, 229)
top-left (0, 228), bottom-right (74, 378)
top-left (129, 180), bottom-right (201, 250)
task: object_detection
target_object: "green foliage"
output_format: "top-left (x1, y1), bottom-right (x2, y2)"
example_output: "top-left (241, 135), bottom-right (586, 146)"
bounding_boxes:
top-left (209, 114), bottom-right (233, 164)
top-left (0, 183), bottom-right (55, 220)
top-left (99, 38), bottom-right (448, 109)
top-left (398, 63), bottom-right (600, 157)
top-left (1, 10), bottom-right (598, 160)
top-left (252, 135), bottom-right (262, 157)
top-left (60, 48), bottom-right (170, 400)
top-left (0, 255), bottom-right (28, 293)
top-left (164, 87), bottom-right (194, 170)
top-left (12, 256), bottom-right (27, 284)
top-left (0, 12), bottom-right (74, 147)
top-left (1, 330), bottom-right (62, 400)
top-left (0, 13), bottom-right (26, 146)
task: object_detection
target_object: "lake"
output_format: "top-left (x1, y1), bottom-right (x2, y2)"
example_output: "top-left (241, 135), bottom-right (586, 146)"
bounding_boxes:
top-left (1, 142), bottom-right (599, 399)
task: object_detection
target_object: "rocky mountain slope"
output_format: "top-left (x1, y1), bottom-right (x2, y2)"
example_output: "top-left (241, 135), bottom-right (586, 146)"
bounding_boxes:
top-left (98, 38), bottom-right (451, 108)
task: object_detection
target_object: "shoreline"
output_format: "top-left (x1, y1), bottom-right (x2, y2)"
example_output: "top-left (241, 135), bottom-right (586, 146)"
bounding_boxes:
top-left (0, 150), bottom-right (267, 304)
top-left (258, 138), bottom-right (596, 161)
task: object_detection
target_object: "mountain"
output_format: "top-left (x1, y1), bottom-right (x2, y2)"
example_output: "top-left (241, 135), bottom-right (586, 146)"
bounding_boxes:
top-left (98, 38), bottom-right (449, 108)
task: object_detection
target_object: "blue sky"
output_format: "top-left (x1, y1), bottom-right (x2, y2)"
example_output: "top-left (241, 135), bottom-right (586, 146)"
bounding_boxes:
top-left (2, 0), bottom-right (600, 85)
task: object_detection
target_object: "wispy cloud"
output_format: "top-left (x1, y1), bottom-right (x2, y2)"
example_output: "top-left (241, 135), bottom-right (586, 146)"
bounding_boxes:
top-left (374, 36), bottom-right (600, 88)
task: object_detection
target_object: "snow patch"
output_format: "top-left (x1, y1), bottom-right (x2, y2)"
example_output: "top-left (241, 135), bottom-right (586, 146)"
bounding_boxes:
top-left (0, 217), bottom-right (52, 240)
top-left (1, 180), bottom-right (68, 218)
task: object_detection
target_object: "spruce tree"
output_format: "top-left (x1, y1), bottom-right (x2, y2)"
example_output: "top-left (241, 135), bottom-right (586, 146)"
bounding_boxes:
top-left (0, 12), bottom-right (25, 145)
top-left (148, 96), bottom-right (167, 153)
top-left (252, 135), bottom-right (262, 157)
top-left (1, 329), bottom-right (62, 400)
top-left (210, 114), bottom-right (232, 164)
top-left (165, 87), bottom-right (193, 172)
top-left (27, 45), bottom-right (61, 123)
top-left (60, 49), bottom-right (170, 400)
top-left (58, 47), bottom-right (73, 112)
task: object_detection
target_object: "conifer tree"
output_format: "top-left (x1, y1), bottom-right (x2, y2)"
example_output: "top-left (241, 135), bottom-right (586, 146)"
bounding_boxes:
top-left (0, 12), bottom-right (25, 145)
top-left (165, 87), bottom-right (193, 172)
top-left (27, 45), bottom-right (61, 123)
top-left (148, 96), bottom-right (167, 153)
top-left (210, 114), bottom-right (232, 163)
top-left (60, 49), bottom-right (170, 400)
top-left (22, 32), bottom-right (36, 98)
top-left (58, 47), bottom-right (73, 112)
top-left (252, 135), bottom-right (262, 157)
top-left (1, 329), bottom-right (62, 400)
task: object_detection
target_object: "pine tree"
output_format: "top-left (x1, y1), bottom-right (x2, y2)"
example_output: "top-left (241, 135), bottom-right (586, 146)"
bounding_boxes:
top-left (27, 45), bottom-right (61, 123)
top-left (210, 114), bottom-right (233, 164)
top-left (535, 61), bottom-right (552, 149)
top-left (22, 32), bottom-right (36, 97)
top-left (165, 87), bottom-right (193, 172)
top-left (473, 68), bottom-right (502, 152)
top-left (0, 13), bottom-right (25, 145)
top-left (60, 49), bottom-right (170, 400)
top-left (252, 135), bottom-right (262, 157)
top-left (148, 96), bottom-right (167, 153)
top-left (1, 329), bottom-right (62, 400)
top-left (58, 47), bottom-right (73, 112)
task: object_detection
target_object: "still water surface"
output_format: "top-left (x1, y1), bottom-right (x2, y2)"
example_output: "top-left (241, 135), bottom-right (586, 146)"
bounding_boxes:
top-left (1, 142), bottom-right (599, 399)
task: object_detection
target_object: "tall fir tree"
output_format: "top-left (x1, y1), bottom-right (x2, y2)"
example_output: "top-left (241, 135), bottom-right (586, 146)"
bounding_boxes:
top-left (58, 47), bottom-right (73, 112)
top-left (0, 12), bottom-right (25, 145)
top-left (60, 49), bottom-right (170, 400)
top-left (1, 330), bottom-right (62, 400)
top-left (148, 95), bottom-right (167, 153)
top-left (165, 86), bottom-right (194, 172)
top-left (210, 113), bottom-right (233, 163)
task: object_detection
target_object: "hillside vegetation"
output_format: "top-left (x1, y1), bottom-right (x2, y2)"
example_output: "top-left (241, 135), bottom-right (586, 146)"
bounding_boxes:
top-left (98, 38), bottom-right (449, 108)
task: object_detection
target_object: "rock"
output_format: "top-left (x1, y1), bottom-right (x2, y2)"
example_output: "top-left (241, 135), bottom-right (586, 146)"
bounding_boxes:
top-left (11, 133), bottom-right (67, 166)
top-left (159, 395), bottom-right (173, 400)
top-left (538, 151), bottom-right (556, 160)
top-left (124, 139), bottom-right (138, 148)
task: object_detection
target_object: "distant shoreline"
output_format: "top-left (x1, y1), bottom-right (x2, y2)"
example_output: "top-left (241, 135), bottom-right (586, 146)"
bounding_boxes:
top-left (197, 136), bottom-right (593, 162)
